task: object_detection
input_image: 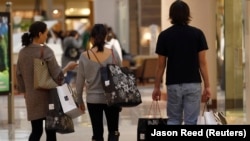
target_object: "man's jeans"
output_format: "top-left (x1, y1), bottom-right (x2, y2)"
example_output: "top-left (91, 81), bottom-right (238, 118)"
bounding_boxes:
top-left (167, 83), bottom-right (201, 125)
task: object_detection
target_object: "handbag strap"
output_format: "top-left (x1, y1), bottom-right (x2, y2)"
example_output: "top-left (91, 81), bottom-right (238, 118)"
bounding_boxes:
top-left (39, 44), bottom-right (45, 59)
top-left (89, 49), bottom-right (103, 67)
top-left (87, 49), bottom-right (90, 59)
top-left (147, 101), bottom-right (163, 118)
top-left (201, 101), bottom-right (210, 116)
top-left (89, 49), bottom-right (116, 66)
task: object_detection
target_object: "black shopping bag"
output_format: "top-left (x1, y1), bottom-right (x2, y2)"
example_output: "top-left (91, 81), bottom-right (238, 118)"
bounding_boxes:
top-left (137, 101), bottom-right (168, 141)
top-left (137, 118), bottom-right (167, 141)
top-left (45, 88), bottom-right (75, 134)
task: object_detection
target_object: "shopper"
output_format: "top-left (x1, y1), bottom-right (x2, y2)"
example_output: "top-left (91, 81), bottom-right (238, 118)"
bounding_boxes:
top-left (81, 22), bottom-right (91, 51)
top-left (61, 29), bottom-right (82, 84)
top-left (76, 24), bottom-right (122, 141)
top-left (152, 0), bottom-right (211, 125)
top-left (105, 26), bottom-right (123, 62)
top-left (16, 21), bottom-right (77, 141)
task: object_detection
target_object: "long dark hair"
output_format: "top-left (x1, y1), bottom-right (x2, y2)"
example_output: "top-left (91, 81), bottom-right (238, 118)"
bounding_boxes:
top-left (90, 24), bottom-right (107, 52)
top-left (21, 21), bottom-right (47, 46)
top-left (169, 0), bottom-right (191, 25)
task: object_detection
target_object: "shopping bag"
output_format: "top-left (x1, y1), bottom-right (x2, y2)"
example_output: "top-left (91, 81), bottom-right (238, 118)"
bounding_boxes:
top-left (46, 89), bottom-right (75, 134)
top-left (197, 115), bottom-right (205, 125)
top-left (197, 102), bottom-right (227, 125)
top-left (213, 111), bottom-right (227, 125)
top-left (137, 118), bottom-right (167, 141)
top-left (137, 101), bottom-right (167, 141)
top-left (57, 83), bottom-right (83, 118)
top-left (204, 111), bottom-right (218, 125)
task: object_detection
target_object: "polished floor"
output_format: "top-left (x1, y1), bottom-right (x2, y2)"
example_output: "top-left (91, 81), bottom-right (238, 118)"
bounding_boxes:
top-left (0, 85), bottom-right (246, 141)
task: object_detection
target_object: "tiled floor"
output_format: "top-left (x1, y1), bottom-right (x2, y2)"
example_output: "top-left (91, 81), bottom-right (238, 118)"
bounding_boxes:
top-left (0, 85), bottom-right (246, 141)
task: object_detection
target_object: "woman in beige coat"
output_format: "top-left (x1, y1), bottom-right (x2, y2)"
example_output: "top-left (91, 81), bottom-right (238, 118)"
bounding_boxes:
top-left (16, 21), bottom-right (77, 141)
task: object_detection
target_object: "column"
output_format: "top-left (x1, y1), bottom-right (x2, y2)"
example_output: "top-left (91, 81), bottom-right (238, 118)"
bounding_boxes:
top-left (224, 0), bottom-right (244, 110)
top-left (243, 0), bottom-right (250, 123)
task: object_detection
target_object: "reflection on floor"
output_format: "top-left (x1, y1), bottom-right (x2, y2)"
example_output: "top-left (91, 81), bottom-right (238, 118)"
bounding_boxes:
top-left (216, 86), bottom-right (247, 125)
top-left (0, 85), bottom-right (246, 141)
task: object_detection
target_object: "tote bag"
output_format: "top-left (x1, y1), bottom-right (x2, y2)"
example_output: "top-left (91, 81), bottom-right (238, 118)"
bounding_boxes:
top-left (89, 49), bottom-right (142, 107)
top-left (101, 64), bottom-right (142, 107)
top-left (34, 45), bottom-right (58, 89)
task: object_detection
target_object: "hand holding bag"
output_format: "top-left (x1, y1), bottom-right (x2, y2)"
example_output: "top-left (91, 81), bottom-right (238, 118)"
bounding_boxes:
top-left (89, 49), bottom-right (142, 107)
top-left (34, 45), bottom-right (58, 89)
top-left (45, 89), bottom-right (75, 134)
top-left (137, 101), bottom-right (167, 141)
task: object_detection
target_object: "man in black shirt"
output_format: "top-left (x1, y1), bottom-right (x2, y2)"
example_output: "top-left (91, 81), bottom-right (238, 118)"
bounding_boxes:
top-left (152, 0), bottom-right (211, 125)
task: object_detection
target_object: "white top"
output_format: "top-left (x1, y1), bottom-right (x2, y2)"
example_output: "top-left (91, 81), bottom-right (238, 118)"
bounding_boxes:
top-left (106, 38), bottom-right (123, 61)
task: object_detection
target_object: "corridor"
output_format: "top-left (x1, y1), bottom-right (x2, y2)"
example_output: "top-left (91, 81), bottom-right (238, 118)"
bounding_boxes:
top-left (0, 85), bottom-right (245, 141)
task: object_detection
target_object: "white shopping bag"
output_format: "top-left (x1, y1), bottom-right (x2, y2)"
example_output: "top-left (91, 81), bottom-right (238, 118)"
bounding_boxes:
top-left (198, 102), bottom-right (217, 125)
top-left (197, 115), bottom-right (205, 125)
top-left (204, 111), bottom-right (218, 125)
top-left (57, 83), bottom-right (83, 119)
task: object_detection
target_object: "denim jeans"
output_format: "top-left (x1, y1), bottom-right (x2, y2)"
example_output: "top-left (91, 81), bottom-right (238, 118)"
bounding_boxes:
top-left (167, 83), bottom-right (201, 125)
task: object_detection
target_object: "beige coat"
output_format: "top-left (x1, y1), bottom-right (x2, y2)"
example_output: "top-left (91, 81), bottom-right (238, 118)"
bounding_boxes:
top-left (16, 44), bottom-right (62, 121)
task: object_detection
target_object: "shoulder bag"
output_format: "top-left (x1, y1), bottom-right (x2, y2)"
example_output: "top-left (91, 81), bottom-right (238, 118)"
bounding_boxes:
top-left (34, 45), bottom-right (58, 89)
top-left (89, 49), bottom-right (142, 107)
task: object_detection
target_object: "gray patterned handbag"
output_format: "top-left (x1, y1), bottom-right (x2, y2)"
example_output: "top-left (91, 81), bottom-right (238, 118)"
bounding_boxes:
top-left (89, 49), bottom-right (142, 107)
top-left (102, 64), bottom-right (142, 107)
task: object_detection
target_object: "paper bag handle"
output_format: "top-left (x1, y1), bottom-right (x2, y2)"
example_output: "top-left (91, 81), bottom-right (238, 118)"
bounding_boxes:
top-left (147, 101), bottom-right (163, 118)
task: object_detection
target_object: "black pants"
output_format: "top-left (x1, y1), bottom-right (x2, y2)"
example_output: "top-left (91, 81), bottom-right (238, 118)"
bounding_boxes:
top-left (87, 103), bottom-right (120, 140)
top-left (29, 118), bottom-right (57, 141)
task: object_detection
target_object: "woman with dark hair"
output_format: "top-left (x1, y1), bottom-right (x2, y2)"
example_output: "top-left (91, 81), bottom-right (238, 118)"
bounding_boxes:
top-left (105, 26), bottom-right (122, 62)
top-left (16, 21), bottom-right (77, 141)
top-left (76, 24), bottom-right (122, 141)
top-left (152, 0), bottom-right (211, 125)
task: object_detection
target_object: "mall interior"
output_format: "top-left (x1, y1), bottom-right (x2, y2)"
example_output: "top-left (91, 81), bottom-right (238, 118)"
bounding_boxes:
top-left (0, 0), bottom-right (250, 140)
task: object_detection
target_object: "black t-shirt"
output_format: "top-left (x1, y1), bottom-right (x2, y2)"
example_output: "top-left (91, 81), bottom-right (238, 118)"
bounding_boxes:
top-left (155, 25), bottom-right (208, 85)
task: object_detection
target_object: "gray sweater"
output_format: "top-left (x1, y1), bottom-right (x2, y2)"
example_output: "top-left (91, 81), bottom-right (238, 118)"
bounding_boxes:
top-left (75, 47), bottom-right (121, 104)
